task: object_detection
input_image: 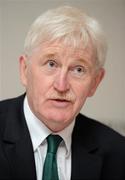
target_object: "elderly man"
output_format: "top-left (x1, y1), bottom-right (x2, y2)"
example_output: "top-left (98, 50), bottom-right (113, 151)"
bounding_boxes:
top-left (0, 6), bottom-right (125, 180)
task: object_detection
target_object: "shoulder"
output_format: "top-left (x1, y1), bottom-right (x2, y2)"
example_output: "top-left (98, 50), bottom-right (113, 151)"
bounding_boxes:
top-left (74, 113), bottom-right (125, 149)
top-left (0, 94), bottom-right (25, 135)
top-left (75, 113), bottom-right (124, 136)
top-left (0, 94), bottom-right (25, 113)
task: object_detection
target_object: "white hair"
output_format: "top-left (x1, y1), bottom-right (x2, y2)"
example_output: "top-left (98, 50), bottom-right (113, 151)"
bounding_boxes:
top-left (24, 6), bottom-right (107, 68)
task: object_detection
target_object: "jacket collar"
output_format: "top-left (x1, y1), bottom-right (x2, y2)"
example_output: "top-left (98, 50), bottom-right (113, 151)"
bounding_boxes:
top-left (2, 94), bottom-right (37, 180)
top-left (71, 114), bottom-right (103, 180)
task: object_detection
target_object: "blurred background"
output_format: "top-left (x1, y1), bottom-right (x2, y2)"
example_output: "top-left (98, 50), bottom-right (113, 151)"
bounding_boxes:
top-left (0, 0), bottom-right (125, 135)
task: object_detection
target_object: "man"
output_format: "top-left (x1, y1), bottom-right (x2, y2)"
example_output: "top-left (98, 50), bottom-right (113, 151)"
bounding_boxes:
top-left (0, 6), bottom-right (125, 180)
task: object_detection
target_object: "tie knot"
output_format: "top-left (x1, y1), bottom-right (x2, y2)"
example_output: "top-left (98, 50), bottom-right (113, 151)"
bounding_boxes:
top-left (47, 135), bottom-right (62, 154)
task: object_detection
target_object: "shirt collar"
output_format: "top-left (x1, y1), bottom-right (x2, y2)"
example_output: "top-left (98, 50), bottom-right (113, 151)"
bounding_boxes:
top-left (23, 96), bottom-right (75, 155)
top-left (55, 120), bottom-right (75, 156)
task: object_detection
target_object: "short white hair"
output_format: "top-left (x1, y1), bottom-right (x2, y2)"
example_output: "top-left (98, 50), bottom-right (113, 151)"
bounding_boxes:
top-left (24, 6), bottom-right (107, 69)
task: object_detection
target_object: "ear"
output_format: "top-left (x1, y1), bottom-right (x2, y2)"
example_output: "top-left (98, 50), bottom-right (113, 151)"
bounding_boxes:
top-left (19, 55), bottom-right (28, 87)
top-left (88, 68), bottom-right (105, 97)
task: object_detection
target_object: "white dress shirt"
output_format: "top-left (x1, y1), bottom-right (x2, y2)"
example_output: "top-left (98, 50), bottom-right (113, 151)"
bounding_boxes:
top-left (23, 97), bottom-right (75, 180)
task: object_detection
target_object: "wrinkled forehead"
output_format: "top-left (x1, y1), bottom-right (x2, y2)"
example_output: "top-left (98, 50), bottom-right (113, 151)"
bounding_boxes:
top-left (34, 38), bottom-right (95, 61)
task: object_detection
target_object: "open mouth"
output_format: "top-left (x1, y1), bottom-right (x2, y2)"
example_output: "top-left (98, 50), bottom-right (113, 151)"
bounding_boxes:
top-left (54, 99), bottom-right (69, 102)
top-left (50, 98), bottom-right (71, 108)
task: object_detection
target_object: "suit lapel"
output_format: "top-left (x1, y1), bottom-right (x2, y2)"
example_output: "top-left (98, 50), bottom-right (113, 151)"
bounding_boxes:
top-left (2, 95), bottom-right (37, 180)
top-left (71, 114), bottom-right (103, 180)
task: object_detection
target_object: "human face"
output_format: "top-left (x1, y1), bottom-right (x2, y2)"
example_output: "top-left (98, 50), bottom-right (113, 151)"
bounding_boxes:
top-left (20, 40), bottom-right (104, 132)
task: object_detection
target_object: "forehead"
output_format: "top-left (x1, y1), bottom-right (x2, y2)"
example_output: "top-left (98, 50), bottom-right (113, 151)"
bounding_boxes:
top-left (34, 39), bottom-right (95, 62)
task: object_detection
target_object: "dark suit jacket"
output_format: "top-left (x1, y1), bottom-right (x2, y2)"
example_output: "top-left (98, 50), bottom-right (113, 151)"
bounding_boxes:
top-left (0, 94), bottom-right (125, 180)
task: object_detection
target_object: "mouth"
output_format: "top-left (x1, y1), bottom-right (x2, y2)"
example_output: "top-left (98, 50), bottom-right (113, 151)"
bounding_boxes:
top-left (54, 99), bottom-right (69, 102)
top-left (49, 98), bottom-right (71, 108)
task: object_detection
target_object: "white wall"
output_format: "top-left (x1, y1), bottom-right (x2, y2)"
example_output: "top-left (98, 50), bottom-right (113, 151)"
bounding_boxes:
top-left (0, 0), bottom-right (125, 134)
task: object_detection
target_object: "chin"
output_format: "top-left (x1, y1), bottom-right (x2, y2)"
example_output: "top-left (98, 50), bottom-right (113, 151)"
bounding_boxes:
top-left (46, 111), bottom-right (73, 124)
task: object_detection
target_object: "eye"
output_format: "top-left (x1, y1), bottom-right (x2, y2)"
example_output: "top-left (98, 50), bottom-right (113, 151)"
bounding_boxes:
top-left (73, 66), bottom-right (86, 76)
top-left (47, 60), bottom-right (57, 68)
top-left (75, 66), bottom-right (83, 73)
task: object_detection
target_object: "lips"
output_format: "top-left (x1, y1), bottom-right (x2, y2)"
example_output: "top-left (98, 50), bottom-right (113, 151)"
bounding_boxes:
top-left (49, 98), bottom-right (71, 108)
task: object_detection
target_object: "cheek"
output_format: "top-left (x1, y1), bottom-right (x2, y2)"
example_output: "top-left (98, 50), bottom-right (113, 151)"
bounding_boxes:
top-left (26, 68), bottom-right (43, 101)
top-left (26, 75), bottom-right (50, 115)
top-left (73, 81), bottom-right (92, 107)
top-left (26, 67), bottom-right (45, 91)
top-left (27, 71), bottom-right (55, 107)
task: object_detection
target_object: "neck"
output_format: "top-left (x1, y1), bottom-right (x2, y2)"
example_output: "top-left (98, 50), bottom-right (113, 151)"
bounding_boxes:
top-left (43, 120), bottom-right (72, 133)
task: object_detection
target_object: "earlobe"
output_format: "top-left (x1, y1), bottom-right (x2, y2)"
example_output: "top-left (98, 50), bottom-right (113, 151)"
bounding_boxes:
top-left (19, 55), bottom-right (28, 87)
top-left (88, 68), bottom-right (105, 97)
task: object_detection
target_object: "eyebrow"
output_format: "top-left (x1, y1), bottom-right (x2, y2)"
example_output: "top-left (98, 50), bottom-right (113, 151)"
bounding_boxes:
top-left (41, 51), bottom-right (58, 57)
top-left (75, 58), bottom-right (93, 68)
top-left (45, 53), bottom-right (57, 58)
top-left (41, 52), bottom-right (58, 59)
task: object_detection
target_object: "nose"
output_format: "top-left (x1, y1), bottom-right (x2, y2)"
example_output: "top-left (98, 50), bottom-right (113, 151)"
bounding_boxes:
top-left (53, 69), bottom-right (70, 93)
